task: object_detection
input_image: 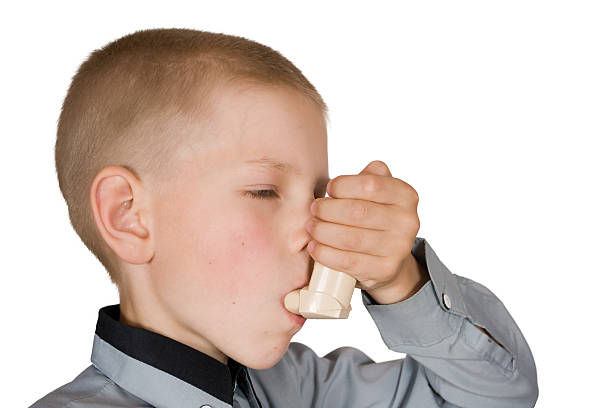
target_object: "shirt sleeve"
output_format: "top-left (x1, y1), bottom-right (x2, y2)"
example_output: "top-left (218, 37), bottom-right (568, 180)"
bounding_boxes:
top-left (252, 236), bottom-right (538, 408)
top-left (359, 236), bottom-right (539, 407)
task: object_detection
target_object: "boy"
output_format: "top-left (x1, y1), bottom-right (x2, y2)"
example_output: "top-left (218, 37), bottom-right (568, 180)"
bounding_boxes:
top-left (31, 28), bottom-right (538, 407)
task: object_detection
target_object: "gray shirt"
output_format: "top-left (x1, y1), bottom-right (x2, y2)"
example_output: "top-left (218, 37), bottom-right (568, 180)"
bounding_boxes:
top-left (29, 236), bottom-right (538, 407)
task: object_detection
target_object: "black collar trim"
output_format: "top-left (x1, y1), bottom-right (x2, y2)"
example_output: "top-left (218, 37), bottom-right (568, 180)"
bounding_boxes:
top-left (95, 304), bottom-right (244, 405)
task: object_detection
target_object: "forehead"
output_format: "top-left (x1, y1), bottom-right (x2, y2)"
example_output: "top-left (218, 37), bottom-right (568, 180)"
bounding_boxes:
top-left (213, 80), bottom-right (324, 129)
top-left (184, 81), bottom-right (328, 173)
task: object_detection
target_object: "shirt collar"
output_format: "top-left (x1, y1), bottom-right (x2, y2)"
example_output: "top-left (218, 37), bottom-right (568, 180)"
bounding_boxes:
top-left (91, 304), bottom-right (245, 407)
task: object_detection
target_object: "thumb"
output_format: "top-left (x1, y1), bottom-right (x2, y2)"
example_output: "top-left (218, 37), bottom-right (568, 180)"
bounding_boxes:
top-left (359, 160), bottom-right (392, 177)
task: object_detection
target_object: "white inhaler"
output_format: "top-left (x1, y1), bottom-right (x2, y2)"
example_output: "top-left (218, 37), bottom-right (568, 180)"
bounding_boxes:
top-left (283, 191), bottom-right (357, 319)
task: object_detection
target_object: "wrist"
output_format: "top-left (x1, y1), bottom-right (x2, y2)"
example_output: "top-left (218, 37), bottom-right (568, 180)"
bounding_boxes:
top-left (366, 255), bottom-right (430, 305)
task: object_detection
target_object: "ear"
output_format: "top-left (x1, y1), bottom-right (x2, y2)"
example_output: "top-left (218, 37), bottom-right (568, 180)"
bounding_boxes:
top-left (90, 165), bottom-right (154, 265)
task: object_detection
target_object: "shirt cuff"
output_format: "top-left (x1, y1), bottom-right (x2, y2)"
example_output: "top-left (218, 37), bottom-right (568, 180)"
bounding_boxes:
top-left (361, 236), bottom-right (471, 347)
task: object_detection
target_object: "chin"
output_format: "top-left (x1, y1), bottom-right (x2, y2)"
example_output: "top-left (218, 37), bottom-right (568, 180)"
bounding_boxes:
top-left (241, 340), bottom-right (291, 370)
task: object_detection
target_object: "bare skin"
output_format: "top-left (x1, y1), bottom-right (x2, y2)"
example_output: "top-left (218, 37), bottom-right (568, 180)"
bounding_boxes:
top-left (90, 82), bottom-right (328, 369)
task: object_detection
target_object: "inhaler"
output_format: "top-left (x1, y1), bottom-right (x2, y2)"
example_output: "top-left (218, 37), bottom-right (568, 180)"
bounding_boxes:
top-left (283, 191), bottom-right (357, 319)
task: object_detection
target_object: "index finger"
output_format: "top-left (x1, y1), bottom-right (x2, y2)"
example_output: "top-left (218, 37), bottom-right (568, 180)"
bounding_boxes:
top-left (327, 174), bottom-right (417, 206)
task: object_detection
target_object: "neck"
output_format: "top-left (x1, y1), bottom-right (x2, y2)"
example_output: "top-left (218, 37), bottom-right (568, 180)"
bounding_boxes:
top-left (118, 282), bottom-right (229, 365)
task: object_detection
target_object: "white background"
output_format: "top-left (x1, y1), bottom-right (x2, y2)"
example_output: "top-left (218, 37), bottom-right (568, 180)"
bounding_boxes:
top-left (2, 1), bottom-right (610, 406)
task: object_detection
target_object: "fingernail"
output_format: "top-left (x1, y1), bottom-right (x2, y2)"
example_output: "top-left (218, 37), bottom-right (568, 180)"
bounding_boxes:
top-left (307, 240), bottom-right (316, 252)
top-left (306, 218), bottom-right (314, 232)
top-left (310, 199), bottom-right (318, 214)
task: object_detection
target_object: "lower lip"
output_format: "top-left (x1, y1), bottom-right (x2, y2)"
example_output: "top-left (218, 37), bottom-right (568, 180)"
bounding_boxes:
top-left (284, 303), bottom-right (306, 326)
top-left (289, 312), bottom-right (306, 326)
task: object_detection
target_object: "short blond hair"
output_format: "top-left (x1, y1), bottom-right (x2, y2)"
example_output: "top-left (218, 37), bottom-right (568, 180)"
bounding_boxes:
top-left (55, 28), bottom-right (328, 284)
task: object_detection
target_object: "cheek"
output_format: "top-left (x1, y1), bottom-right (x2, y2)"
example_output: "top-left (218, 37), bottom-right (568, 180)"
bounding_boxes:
top-left (219, 212), bottom-right (277, 298)
top-left (153, 196), bottom-right (280, 313)
top-left (176, 204), bottom-right (277, 302)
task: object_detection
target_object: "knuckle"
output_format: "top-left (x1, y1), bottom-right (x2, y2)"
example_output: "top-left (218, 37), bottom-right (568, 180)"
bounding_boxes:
top-left (350, 201), bottom-right (368, 220)
top-left (399, 211), bottom-right (415, 229)
top-left (362, 175), bottom-right (381, 194)
top-left (371, 160), bottom-right (388, 172)
top-left (412, 216), bottom-right (421, 231)
top-left (401, 214), bottom-right (420, 232)
top-left (402, 180), bottom-right (419, 203)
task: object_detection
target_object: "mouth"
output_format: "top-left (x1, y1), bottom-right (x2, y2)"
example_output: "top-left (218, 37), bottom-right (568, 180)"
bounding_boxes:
top-left (286, 307), bottom-right (306, 326)
top-left (281, 260), bottom-right (313, 326)
top-left (281, 293), bottom-right (307, 326)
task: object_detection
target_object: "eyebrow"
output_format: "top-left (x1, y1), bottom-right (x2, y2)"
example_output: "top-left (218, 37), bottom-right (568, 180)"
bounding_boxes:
top-left (245, 156), bottom-right (298, 174)
top-left (245, 156), bottom-right (330, 183)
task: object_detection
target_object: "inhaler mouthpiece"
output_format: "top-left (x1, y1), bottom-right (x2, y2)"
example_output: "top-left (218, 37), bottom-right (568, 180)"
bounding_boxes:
top-left (284, 261), bottom-right (356, 319)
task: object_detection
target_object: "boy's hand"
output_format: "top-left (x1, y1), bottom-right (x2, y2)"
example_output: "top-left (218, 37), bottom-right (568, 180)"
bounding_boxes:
top-left (307, 160), bottom-right (430, 305)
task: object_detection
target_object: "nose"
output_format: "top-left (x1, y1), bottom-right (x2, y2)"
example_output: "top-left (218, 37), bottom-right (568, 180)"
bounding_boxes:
top-left (302, 200), bottom-right (315, 254)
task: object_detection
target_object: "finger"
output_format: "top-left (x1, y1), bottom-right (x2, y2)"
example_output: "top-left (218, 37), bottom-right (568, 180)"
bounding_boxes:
top-left (359, 160), bottom-right (393, 177)
top-left (307, 239), bottom-right (398, 290)
top-left (327, 173), bottom-right (418, 207)
top-left (312, 197), bottom-right (417, 233)
top-left (307, 217), bottom-right (401, 257)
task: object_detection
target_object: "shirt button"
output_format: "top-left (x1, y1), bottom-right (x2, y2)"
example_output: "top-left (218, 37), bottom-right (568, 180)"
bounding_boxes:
top-left (442, 293), bottom-right (452, 309)
top-left (200, 405), bottom-right (212, 408)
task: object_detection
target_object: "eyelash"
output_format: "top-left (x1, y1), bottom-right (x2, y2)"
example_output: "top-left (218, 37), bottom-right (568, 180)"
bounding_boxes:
top-left (246, 188), bottom-right (325, 200)
top-left (245, 189), bottom-right (280, 200)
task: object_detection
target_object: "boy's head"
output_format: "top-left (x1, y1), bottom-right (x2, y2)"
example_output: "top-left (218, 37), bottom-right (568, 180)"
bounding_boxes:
top-left (55, 28), bottom-right (330, 369)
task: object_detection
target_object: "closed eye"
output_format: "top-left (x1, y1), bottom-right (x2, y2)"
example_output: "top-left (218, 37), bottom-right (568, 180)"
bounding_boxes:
top-left (245, 189), bottom-right (279, 200)
top-left (245, 187), bottom-right (326, 200)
